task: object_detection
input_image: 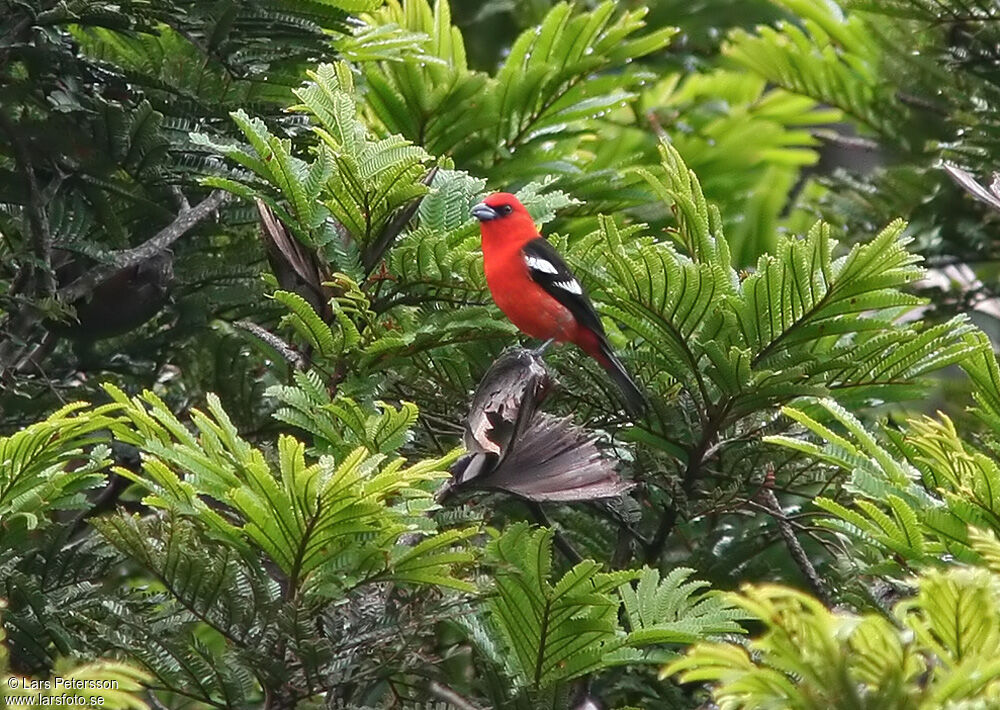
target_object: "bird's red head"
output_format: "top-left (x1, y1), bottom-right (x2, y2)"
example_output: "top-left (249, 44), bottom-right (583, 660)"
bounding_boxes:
top-left (471, 192), bottom-right (538, 243)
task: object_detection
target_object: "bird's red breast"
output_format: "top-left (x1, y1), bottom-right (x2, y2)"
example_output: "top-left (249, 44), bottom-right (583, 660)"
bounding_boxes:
top-left (483, 237), bottom-right (579, 342)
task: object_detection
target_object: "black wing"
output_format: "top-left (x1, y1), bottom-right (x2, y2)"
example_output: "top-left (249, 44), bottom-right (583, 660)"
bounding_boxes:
top-left (522, 239), bottom-right (648, 417)
top-left (521, 238), bottom-right (606, 338)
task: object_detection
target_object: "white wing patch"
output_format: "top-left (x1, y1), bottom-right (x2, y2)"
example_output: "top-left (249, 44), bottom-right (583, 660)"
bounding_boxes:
top-left (554, 279), bottom-right (583, 295)
top-left (526, 255), bottom-right (559, 274)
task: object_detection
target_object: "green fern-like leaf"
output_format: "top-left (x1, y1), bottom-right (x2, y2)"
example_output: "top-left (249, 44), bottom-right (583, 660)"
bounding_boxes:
top-left (0, 402), bottom-right (119, 537)
top-left (602, 143), bottom-right (977, 424)
top-left (621, 568), bottom-right (746, 647)
top-left (272, 290), bottom-right (339, 358)
top-left (485, 523), bottom-right (637, 688)
top-left (766, 396), bottom-right (1000, 571)
top-left (293, 62), bottom-right (432, 247)
top-left (362, 0), bottom-right (674, 173)
top-left (724, 0), bottom-right (902, 138)
top-left (662, 574), bottom-right (1000, 710)
top-left (103, 384), bottom-right (468, 597)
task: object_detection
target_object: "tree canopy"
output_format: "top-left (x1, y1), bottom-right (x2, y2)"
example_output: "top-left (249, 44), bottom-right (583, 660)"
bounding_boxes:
top-left (4, 0), bottom-right (1000, 708)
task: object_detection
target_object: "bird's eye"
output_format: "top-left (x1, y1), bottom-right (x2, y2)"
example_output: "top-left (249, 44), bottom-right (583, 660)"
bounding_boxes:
top-left (500, 204), bottom-right (513, 215)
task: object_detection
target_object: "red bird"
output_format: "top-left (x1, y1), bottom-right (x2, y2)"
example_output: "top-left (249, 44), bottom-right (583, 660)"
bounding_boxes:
top-left (472, 192), bottom-right (646, 416)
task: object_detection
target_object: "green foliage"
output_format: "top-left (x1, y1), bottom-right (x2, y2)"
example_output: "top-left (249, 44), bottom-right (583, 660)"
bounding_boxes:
top-left (269, 369), bottom-right (421, 457)
top-left (0, 383), bottom-right (485, 706)
top-left (725, 0), bottom-right (1000, 286)
top-left (203, 58), bottom-right (1000, 703)
top-left (724, 0), bottom-right (901, 139)
top-left (642, 70), bottom-right (842, 263)
top-left (102, 383), bottom-right (474, 595)
top-left (763, 336), bottom-right (1000, 575)
top-left (597, 142), bottom-right (976, 458)
top-left (0, 402), bottom-right (118, 539)
top-left (621, 568), bottom-right (746, 648)
top-left (666, 566), bottom-right (1000, 709)
top-left (197, 61), bottom-right (431, 264)
top-left (0, 0), bottom-right (370, 421)
top-left (471, 524), bottom-right (742, 703)
top-left (8, 0), bottom-right (1000, 707)
top-left (293, 63), bottom-right (431, 254)
top-left (362, 0), bottom-right (677, 182)
top-left (485, 523), bottom-right (637, 688)
top-left (487, 2), bottom-right (675, 175)
top-left (362, 0), bottom-right (494, 163)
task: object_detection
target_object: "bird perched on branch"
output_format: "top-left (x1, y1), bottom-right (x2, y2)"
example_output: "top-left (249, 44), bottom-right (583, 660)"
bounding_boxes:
top-left (472, 192), bottom-right (646, 416)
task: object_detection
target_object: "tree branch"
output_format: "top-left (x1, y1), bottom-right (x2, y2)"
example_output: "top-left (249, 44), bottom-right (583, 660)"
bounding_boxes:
top-left (1, 190), bottom-right (227, 375)
top-left (234, 320), bottom-right (306, 370)
top-left (427, 681), bottom-right (485, 710)
top-left (645, 399), bottom-right (733, 564)
top-left (758, 479), bottom-right (831, 606)
top-left (59, 190), bottom-right (228, 303)
top-left (527, 502), bottom-right (583, 565)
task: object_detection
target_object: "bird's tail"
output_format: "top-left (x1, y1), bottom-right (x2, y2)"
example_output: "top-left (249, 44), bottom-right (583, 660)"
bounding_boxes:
top-left (594, 341), bottom-right (647, 417)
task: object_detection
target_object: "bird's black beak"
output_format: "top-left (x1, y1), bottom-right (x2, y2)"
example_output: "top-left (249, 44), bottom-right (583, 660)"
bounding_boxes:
top-left (471, 202), bottom-right (499, 222)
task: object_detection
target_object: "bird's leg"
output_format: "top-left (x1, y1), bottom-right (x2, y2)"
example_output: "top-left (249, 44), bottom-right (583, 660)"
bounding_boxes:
top-left (532, 338), bottom-right (555, 356)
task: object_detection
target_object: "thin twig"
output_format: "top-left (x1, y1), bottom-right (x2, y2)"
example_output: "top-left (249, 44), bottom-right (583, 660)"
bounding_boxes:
top-left (645, 400), bottom-right (733, 563)
top-left (170, 184), bottom-right (191, 211)
top-left (611, 527), bottom-right (634, 570)
top-left (758, 483), bottom-right (832, 606)
top-left (810, 129), bottom-right (882, 152)
top-left (427, 681), bottom-right (486, 710)
top-left (527, 502), bottom-right (583, 565)
top-left (234, 320), bottom-right (306, 370)
top-left (12, 329), bottom-right (57, 375)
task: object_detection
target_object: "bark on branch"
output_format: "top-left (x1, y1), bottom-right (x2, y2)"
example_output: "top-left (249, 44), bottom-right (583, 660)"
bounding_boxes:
top-left (427, 681), bottom-right (484, 710)
top-left (758, 483), bottom-right (831, 606)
